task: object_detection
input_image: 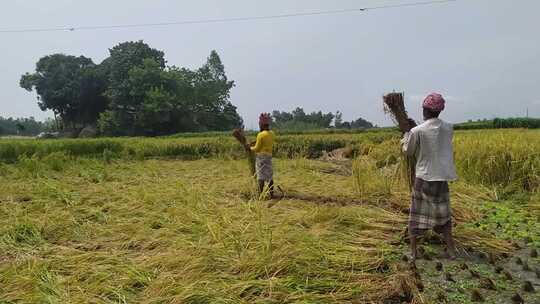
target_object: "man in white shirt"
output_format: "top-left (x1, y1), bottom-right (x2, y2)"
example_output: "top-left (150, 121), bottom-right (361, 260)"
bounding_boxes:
top-left (401, 93), bottom-right (457, 263)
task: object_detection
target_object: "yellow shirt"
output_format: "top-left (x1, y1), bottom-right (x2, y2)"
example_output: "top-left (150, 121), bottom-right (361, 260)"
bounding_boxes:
top-left (250, 130), bottom-right (275, 155)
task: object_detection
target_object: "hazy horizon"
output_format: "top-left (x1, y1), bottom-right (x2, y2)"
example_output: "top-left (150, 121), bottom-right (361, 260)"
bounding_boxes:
top-left (1, 0), bottom-right (539, 129)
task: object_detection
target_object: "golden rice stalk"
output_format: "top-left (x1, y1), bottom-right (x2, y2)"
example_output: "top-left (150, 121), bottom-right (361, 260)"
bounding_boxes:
top-left (383, 92), bottom-right (417, 133)
top-left (232, 128), bottom-right (256, 177)
top-left (383, 92), bottom-right (418, 190)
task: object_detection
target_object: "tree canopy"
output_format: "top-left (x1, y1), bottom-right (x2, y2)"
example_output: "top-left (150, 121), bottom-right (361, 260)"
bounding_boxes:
top-left (20, 54), bottom-right (107, 128)
top-left (21, 41), bottom-right (243, 136)
top-left (20, 41), bottom-right (375, 136)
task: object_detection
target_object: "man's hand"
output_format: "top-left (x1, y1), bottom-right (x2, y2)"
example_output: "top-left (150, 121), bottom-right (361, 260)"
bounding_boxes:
top-left (407, 118), bottom-right (417, 130)
top-left (399, 118), bottom-right (417, 133)
top-left (398, 120), bottom-right (409, 133)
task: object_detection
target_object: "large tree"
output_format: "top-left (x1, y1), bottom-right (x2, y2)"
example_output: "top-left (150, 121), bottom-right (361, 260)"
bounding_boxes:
top-left (99, 47), bottom-right (242, 136)
top-left (114, 58), bottom-right (189, 135)
top-left (20, 54), bottom-right (107, 128)
top-left (98, 41), bottom-right (166, 135)
top-left (106, 41), bottom-right (166, 109)
top-left (191, 50), bottom-right (241, 131)
top-left (22, 41), bottom-right (243, 136)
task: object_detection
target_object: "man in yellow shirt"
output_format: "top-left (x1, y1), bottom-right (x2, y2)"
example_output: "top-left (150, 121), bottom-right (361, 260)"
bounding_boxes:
top-left (246, 113), bottom-right (275, 198)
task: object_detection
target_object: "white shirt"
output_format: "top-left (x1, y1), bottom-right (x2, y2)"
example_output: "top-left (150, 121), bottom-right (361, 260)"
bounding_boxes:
top-left (401, 118), bottom-right (457, 182)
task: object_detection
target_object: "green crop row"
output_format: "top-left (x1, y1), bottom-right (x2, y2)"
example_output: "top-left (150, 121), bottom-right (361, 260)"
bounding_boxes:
top-left (0, 131), bottom-right (396, 163)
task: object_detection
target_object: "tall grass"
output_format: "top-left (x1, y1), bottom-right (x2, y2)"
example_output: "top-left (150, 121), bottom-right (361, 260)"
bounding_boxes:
top-left (355, 129), bottom-right (540, 192)
top-left (2, 129), bottom-right (539, 193)
top-left (454, 130), bottom-right (540, 192)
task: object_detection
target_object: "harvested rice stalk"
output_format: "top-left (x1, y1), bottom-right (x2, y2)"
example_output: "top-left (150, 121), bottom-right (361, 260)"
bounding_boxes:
top-left (383, 92), bottom-right (417, 133)
top-left (454, 226), bottom-right (513, 258)
top-left (522, 281), bottom-right (535, 292)
top-left (511, 293), bottom-right (524, 304)
top-left (471, 288), bottom-right (484, 302)
top-left (383, 92), bottom-right (418, 189)
top-left (232, 128), bottom-right (256, 177)
top-left (385, 268), bottom-right (427, 304)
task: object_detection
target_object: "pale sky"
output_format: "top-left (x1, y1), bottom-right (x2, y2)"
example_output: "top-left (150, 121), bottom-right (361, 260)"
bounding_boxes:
top-left (1, 0), bottom-right (539, 128)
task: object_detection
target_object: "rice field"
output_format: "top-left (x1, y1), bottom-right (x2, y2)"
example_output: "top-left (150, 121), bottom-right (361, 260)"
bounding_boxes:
top-left (0, 131), bottom-right (395, 163)
top-left (1, 129), bottom-right (539, 303)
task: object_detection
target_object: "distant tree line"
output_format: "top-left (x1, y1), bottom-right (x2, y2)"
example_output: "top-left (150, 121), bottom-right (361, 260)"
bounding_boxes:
top-left (271, 108), bottom-right (374, 130)
top-left (0, 117), bottom-right (57, 136)
top-left (334, 111), bottom-right (374, 129)
top-left (493, 117), bottom-right (540, 129)
top-left (455, 117), bottom-right (540, 130)
top-left (272, 108), bottom-right (335, 130)
top-left (20, 41), bottom-right (243, 136)
top-left (0, 117), bottom-right (41, 136)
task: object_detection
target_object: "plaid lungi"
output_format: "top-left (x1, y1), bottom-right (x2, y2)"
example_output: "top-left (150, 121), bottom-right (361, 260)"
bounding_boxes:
top-left (255, 154), bottom-right (273, 182)
top-left (409, 178), bottom-right (452, 236)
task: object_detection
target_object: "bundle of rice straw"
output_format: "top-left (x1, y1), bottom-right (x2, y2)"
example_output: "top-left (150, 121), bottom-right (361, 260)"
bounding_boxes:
top-left (383, 92), bottom-right (417, 189)
top-left (232, 128), bottom-right (247, 146)
top-left (232, 128), bottom-right (256, 177)
top-left (383, 92), bottom-right (417, 133)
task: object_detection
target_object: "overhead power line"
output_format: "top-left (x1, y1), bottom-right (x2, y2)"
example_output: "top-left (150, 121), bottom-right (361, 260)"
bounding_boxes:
top-left (0, 0), bottom-right (457, 34)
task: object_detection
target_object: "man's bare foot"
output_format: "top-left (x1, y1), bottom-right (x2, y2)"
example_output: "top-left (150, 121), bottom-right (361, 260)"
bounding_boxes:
top-left (448, 246), bottom-right (458, 259)
top-left (439, 249), bottom-right (457, 260)
top-left (410, 251), bottom-right (417, 264)
top-left (402, 252), bottom-right (417, 266)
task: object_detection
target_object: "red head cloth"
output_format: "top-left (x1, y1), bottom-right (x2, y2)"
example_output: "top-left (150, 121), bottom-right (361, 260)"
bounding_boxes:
top-left (423, 93), bottom-right (446, 112)
top-left (259, 113), bottom-right (272, 125)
